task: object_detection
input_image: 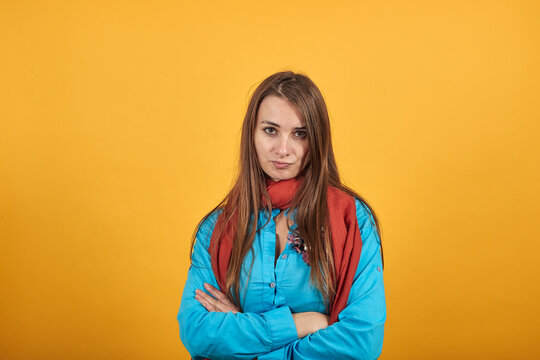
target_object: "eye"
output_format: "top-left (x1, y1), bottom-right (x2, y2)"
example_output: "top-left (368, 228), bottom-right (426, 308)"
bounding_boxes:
top-left (263, 127), bottom-right (276, 135)
top-left (295, 130), bottom-right (307, 138)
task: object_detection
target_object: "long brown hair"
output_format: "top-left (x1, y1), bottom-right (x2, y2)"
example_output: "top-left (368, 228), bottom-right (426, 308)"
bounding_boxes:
top-left (189, 70), bottom-right (384, 311)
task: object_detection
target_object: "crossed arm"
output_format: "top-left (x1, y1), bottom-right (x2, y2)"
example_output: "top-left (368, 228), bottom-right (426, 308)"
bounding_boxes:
top-left (196, 282), bottom-right (330, 339)
top-left (177, 199), bottom-right (386, 359)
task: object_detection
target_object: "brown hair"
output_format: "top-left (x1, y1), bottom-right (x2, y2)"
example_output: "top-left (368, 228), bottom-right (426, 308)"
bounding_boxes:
top-left (189, 70), bottom-right (383, 311)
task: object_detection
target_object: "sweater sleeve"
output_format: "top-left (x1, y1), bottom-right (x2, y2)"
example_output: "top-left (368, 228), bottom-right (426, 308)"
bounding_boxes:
top-left (177, 209), bottom-right (298, 360)
top-left (258, 198), bottom-right (386, 360)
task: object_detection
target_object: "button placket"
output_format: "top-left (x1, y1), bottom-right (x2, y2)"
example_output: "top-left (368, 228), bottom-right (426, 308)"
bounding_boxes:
top-left (258, 210), bottom-right (278, 309)
top-left (271, 210), bottom-right (282, 303)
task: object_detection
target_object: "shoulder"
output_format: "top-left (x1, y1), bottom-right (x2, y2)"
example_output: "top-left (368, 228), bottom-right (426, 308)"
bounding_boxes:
top-left (353, 197), bottom-right (375, 224)
top-left (353, 196), bottom-right (382, 248)
top-left (195, 207), bottom-right (224, 247)
top-left (353, 197), bottom-right (379, 233)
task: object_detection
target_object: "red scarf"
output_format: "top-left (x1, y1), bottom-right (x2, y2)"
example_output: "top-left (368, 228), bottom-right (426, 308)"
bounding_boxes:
top-left (209, 176), bottom-right (362, 325)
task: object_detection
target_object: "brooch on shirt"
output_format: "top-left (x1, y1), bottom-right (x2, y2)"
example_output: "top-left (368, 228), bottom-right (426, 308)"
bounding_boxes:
top-left (287, 232), bottom-right (309, 265)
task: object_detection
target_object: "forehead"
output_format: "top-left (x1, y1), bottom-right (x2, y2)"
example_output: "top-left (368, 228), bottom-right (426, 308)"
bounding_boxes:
top-left (257, 95), bottom-right (304, 127)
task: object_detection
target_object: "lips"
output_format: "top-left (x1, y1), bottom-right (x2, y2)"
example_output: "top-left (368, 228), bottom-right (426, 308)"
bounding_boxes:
top-left (272, 161), bottom-right (292, 169)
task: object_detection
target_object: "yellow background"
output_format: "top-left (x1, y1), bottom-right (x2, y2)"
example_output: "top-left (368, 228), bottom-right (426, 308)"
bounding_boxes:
top-left (1, 0), bottom-right (539, 359)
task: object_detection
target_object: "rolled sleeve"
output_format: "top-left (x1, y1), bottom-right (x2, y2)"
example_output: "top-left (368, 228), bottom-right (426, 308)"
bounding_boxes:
top-left (262, 305), bottom-right (298, 350)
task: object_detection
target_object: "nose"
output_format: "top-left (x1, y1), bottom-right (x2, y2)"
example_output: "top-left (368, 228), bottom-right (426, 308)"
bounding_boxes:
top-left (276, 134), bottom-right (290, 157)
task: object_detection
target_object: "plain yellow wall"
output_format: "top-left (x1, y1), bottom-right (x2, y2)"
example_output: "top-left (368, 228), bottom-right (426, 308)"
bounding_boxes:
top-left (1, 0), bottom-right (539, 359)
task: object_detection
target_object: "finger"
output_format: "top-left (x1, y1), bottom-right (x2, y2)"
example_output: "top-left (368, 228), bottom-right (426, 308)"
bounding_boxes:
top-left (204, 283), bottom-right (232, 305)
top-left (195, 294), bottom-right (211, 311)
top-left (195, 289), bottom-right (217, 305)
top-left (201, 285), bottom-right (241, 313)
top-left (195, 292), bottom-right (218, 312)
top-left (196, 292), bottom-right (239, 313)
top-left (196, 289), bottom-right (219, 305)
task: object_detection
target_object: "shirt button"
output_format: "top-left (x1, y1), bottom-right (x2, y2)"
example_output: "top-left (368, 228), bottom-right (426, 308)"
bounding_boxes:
top-left (269, 282), bottom-right (275, 288)
top-left (282, 254), bottom-right (288, 259)
top-left (377, 266), bottom-right (382, 272)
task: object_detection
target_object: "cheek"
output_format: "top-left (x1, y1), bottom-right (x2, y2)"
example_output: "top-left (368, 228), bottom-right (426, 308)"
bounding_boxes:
top-left (255, 135), bottom-right (270, 151)
top-left (253, 134), bottom-right (265, 159)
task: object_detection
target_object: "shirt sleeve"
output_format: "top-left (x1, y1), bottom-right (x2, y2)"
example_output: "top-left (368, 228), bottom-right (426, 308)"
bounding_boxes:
top-left (258, 198), bottom-right (387, 360)
top-left (177, 209), bottom-right (299, 360)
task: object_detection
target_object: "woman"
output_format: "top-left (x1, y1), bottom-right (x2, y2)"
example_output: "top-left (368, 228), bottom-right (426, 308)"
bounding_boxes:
top-left (177, 71), bottom-right (386, 360)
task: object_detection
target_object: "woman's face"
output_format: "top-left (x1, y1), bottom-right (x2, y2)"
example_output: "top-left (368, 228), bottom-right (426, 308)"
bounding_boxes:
top-left (254, 95), bottom-right (309, 182)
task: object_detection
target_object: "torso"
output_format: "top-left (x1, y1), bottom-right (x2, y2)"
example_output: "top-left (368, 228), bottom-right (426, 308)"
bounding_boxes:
top-left (221, 207), bottom-right (328, 314)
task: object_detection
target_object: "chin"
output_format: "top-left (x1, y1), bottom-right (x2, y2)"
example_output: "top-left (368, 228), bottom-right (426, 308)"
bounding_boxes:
top-left (271, 173), bottom-right (298, 181)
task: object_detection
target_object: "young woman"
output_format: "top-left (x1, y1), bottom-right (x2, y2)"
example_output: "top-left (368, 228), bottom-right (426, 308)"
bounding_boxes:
top-left (177, 71), bottom-right (386, 360)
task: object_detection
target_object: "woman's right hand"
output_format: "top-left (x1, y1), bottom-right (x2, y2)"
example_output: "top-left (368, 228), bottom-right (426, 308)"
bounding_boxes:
top-left (291, 312), bottom-right (330, 338)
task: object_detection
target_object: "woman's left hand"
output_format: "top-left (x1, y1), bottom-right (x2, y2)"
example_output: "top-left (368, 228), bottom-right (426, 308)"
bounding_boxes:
top-left (195, 283), bottom-right (241, 313)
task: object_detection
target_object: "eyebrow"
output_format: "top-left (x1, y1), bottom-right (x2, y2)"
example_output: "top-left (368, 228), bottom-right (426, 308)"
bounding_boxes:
top-left (260, 120), bottom-right (306, 130)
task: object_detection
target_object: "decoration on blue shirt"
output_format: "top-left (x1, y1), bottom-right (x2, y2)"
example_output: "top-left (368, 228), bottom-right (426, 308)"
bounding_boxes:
top-left (287, 232), bottom-right (309, 265)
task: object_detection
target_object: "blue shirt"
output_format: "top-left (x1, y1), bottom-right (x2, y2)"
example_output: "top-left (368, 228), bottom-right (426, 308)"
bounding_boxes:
top-left (177, 197), bottom-right (386, 360)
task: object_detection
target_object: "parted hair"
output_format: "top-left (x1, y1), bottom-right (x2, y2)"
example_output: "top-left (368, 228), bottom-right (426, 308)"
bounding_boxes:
top-left (189, 70), bottom-right (383, 311)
